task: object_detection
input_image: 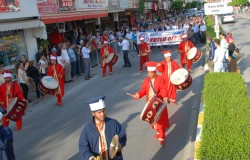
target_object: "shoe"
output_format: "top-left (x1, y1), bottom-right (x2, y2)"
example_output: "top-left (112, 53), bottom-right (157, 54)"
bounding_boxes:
top-left (85, 78), bottom-right (90, 80)
top-left (128, 65), bottom-right (132, 67)
top-left (159, 140), bottom-right (165, 145)
top-left (88, 76), bottom-right (93, 78)
top-left (16, 126), bottom-right (22, 131)
top-left (140, 70), bottom-right (142, 73)
top-left (188, 69), bottom-right (193, 73)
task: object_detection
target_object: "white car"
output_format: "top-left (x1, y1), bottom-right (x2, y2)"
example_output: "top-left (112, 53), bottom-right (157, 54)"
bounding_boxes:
top-left (221, 13), bottom-right (236, 24)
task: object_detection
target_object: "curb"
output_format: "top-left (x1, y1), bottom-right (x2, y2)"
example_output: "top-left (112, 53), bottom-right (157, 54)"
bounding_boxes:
top-left (194, 102), bottom-right (205, 160)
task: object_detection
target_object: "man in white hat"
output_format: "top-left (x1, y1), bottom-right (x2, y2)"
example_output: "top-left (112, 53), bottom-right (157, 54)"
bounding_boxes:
top-left (178, 33), bottom-right (194, 73)
top-left (138, 36), bottom-right (152, 73)
top-left (79, 96), bottom-right (127, 160)
top-left (157, 50), bottom-right (180, 105)
top-left (100, 41), bottom-right (116, 77)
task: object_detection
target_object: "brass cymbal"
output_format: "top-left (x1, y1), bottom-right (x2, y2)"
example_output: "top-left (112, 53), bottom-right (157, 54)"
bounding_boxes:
top-left (109, 135), bottom-right (119, 159)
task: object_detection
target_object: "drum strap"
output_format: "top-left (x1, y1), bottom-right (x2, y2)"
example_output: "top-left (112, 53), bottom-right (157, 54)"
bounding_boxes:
top-left (149, 80), bottom-right (156, 96)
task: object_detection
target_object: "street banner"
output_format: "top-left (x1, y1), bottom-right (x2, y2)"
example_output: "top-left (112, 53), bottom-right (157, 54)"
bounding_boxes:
top-left (0, 0), bottom-right (20, 12)
top-left (38, 0), bottom-right (59, 14)
top-left (137, 29), bottom-right (186, 46)
top-left (58, 0), bottom-right (76, 12)
top-left (76, 0), bottom-right (108, 11)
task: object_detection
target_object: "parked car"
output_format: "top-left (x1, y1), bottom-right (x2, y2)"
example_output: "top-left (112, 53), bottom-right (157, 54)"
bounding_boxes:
top-left (221, 13), bottom-right (236, 24)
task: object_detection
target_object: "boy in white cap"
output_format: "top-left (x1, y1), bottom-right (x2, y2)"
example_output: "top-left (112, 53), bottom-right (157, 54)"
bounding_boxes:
top-left (138, 37), bottom-right (151, 73)
top-left (178, 34), bottom-right (194, 73)
top-left (157, 50), bottom-right (180, 105)
top-left (79, 96), bottom-right (127, 160)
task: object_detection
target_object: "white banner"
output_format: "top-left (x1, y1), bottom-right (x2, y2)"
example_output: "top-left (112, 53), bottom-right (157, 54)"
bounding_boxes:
top-left (137, 29), bottom-right (187, 46)
top-left (76, 0), bottom-right (108, 11)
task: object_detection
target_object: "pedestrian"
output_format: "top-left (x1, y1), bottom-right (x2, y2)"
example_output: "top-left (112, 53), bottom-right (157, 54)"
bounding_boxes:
top-left (118, 36), bottom-right (132, 67)
top-left (207, 36), bottom-right (216, 73)
top-left (0, 70), bottom-right (26, 131)
top-left (16, 63), bottom-right (29, 101)
top-left (138, 37), bottom-right (151, 73)
top-left (61, 43), bottom-right (72, 83)
top-left (213, 39), bottom-right (225, 72)
top-left (47, 54), bottom-right (65, 106)
top-left (228, 38), bottom-right (239, 72)
top-left (35, 46), bottom-right (43, 63)
top-left (68, 43), bottom-right (77, 80)
top-left (132, 29), bottom-right (138, 54)
top-left (78, 95), bottom-right (127, 160)
top-left (199, 21), bottom-right (207, 44)
top-left (157, 50), bottom-right (180, 106)
top-left (81, 41), bottom-right (92, 80)
top-left (38, 54), bottom-right (47, 78)
top-left (130, 62), bottom-right (169, 145)
top-left (0, 106), bottom-right (16, 160)
top-left (192, 22), bottom-right (200, 44)
top-left (100, 41), bottom-right (115, 77)
top-left (178, 34), bottom-right (195, 73)
top-left (187, 24), bottom-right (194, 43)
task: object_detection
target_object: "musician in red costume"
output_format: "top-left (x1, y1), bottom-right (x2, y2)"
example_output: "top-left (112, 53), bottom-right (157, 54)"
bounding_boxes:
top-left (178, 34), bottom-right (194, 73)
top-left (100, 41), bottom-right (115, 77)
top-left (0, 70), bottom-right (26, 131)
top-left (47, 54), bottom-right (65, 106)
top-left (157, 50), bottom-right (180, 106)
top-left (138, 37), bottom-right (151, 73)
top-left (130, 62), bottom-right (169, 145)
top-left (101, 33), bottom-right (108, 44)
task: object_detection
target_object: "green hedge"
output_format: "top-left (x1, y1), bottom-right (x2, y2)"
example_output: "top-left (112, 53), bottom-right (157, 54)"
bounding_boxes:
top-left (199, 73), bottom-right (250, 159)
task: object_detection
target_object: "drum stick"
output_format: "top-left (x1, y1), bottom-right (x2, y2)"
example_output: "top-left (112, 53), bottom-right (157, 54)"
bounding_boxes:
top-left (126, 93), bottom-right (133, 97)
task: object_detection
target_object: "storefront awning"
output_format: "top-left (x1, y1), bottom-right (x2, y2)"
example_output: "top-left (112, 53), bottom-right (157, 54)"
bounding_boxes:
top-left (0, 19), bottom-right (45, 32)
top-left (41, 12), bottom-right (108, 24)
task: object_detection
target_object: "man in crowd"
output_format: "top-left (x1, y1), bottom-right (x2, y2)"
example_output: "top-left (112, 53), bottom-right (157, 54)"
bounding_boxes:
top-left (47, 54), bottom-right (65, 106)
top-left (61, 43), bottom-right (72, 83)
top-left (81, 41), bottom-right (92, 80)
top-left (178, 34), bottom-right (194, 73)
top-left (68, 43), bottom-right (77, 80)
top-left (199, 21), bottom-right (207, 44)
top-left (192, 22), bottom-right (200, 44)
top-left (79, 96), bottom-right (127, 160)
top-left (118, 36), bottom-right (132, 67)
top-left (157, 50), bottom-right (180, 106)
top-left (207, 36), bottom-right (216, 72)
top-left (138, 37), bottom-right (151, 73)
top-left (213, 39), bottom-right (225, 72)
top-left (35, 46), bottom-right (43, 63)
top-left (0, 70), bottom-right (26, 131)
top-left (100, 41), bottom-right (116, 77)
top-left (132, 29), bottom-right (138, 54)
top-left (130, 62), bottom-right (169, 145)
top-left (125, 30), bottom-right (133, 51)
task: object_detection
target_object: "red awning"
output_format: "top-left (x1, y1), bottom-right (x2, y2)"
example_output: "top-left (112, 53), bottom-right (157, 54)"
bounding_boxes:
top-left (41, 12), bottom-right (108, 24)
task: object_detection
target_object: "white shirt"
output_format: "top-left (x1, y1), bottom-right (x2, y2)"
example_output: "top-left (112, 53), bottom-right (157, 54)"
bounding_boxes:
top-left (200, 25), bottom-right (207, 32)
top-left (39, 59), bottom-right (46, 74)
top-left (213, 47), bottom-right (225, 72)
top-left (118, 39), bottom-right (130, 50)
top-left (57, 56), bottom-right (64, 68)
top-left (61, 49), bottom-right (70, 63)
top-left (125, 32), bottom-right (133, 40)
top-left (183, 24), bottom-right (189, 30)
top-left (81, 47), bottom-right (91, 59)
top-left (18, 69), bottom-right (27, 84)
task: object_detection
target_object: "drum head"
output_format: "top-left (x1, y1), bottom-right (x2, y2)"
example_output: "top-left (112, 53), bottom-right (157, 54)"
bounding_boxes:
top-left (170, 68), bottom-right (189, 85)
top-left (6, 97), bottom-right (18, 114)
top-left (106, 53), bottom-right (114, 63)
top-left (41, 76), bottom-right (59, 89)
top-left (187, 47), bottom-right (197, 60)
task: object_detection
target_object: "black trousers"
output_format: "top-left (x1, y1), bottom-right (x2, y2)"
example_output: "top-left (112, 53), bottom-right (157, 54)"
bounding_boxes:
top-left (200, 31), bottom-right (206, 44)
top-left (20, 83), bottom-right (29, 100)
top-left (122, 50), bottom-right (131, 67)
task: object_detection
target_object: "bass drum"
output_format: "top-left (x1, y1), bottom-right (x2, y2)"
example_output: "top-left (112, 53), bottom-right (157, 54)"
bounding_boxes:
top-left (140, 95), bottom-right (167, 124)
top-left (170, 68), bottom-right (192, 90)
top-left (106, 53), bottom-right (118, 66)
top-left (38, 76), bottom-right (59, 95)
top-left (6, 98), bottom-right (27, 122)
top-left (187, 47), bottom-right (202, 63)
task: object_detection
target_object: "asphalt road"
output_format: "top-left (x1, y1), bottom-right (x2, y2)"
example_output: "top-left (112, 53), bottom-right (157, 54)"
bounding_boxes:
top-left (220, 13), bottom-right (250, 95)
top-left (11, 41), bottom-right (207, 159)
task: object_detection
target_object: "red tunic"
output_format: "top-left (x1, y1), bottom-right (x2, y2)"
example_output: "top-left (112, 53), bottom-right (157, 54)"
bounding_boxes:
top-left (100, 46), bottom-right (115, 58)
top-left (136, 75), bottom-right (169, 129)
top-left (47, 64), bottom-right (65, 97)
top-left (138, 42), bottom-right (151, 56)
top-left (178, 40), bottom-right (194, 64)
top-left (157, 60), bottom-right (180, 101)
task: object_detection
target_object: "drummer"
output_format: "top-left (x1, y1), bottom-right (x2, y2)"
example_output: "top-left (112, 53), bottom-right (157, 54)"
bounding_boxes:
top-left (100, 41), bottom-right (116, 77)
top-left (79, 96), bottom-right (127, 160)
top-left (130, 62), bottom-right (169, 145)
top-left (138, 37), bottom-right (151, 73)
top-left (178, 34), bottom-right (195, 73)
top-left (47, 54), bottom-right (65, 106)
top-left (157, 50), bottom-right (180, 106)
top-left (0, 70), bottom-right (27, 131)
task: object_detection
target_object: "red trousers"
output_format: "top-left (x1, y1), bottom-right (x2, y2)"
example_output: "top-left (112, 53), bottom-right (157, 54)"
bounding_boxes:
top-left (102, 63), bottom-right (113, 75)
top-left (140, 56), bottom-right (149, 71)
top-left (56, 94), bottom-right (62, 104)
top-left (3, 116), bottom-right (22, 129)
top-left (181, 59), bottom-right (193, 70)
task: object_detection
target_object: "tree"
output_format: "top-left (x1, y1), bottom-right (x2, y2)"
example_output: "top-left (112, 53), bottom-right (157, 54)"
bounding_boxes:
top-left (139, 0), bottom-right (145, 17)
top-left (229, 0), bottom-right (248, 6)
top-left (171, 0), bottom-right (183, 11)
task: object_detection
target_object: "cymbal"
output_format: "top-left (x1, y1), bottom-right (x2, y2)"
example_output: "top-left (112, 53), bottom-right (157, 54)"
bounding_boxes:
top-left (109, 135), bottom-right (119, 159)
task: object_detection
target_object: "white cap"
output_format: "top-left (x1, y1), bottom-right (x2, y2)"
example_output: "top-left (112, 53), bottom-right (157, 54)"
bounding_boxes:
top-left (164, 53), bottom-right (171, 57)
top-left (3, 72), bottom-right (12, 78)
top-left (181, 34), bottom-right (187, 38)
top-left (140, 37), bottom-right (145, 40)
top-left (50, 54), bottom-right (57, 60)
top-left (104, 41), bottom-right (109, 44)
top-left (147, 67), bottom-right (156, 71)
top-left (87, 96), bottom-right (106, 112)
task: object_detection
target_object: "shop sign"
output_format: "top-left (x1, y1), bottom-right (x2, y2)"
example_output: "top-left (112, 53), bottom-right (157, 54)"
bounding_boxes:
top-left (108, 0), bottom-right (120, 10)
top-left (38, 0), bottom-right (59, 14)
top-left (137, 29), bottom-right (186, 46)
top-left (0, 0), bottom-right (20, 13)
top-left (58, 0), bottom-right (76, 12)
top-left (76, 0), bottom-right (108, 11)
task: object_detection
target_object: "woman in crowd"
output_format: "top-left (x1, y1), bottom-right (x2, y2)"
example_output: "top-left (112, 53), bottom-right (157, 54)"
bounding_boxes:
top-left (16, 62), bottom-right (29, 101)
top-left (39, 54), bottom-right (48, 78)
top-left (27, 61), bottom-right (42, 99)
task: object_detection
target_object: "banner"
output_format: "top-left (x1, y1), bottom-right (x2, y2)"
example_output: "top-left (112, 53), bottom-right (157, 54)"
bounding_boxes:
top-left (0, 0), bottom-right (20, 12)
top-left (137, 29), bottom-right (186, 46)
top-left (76, 0), bottom-right (108, 11)
top-left (58, 0), bottom-right (76, 12)
top-left (38, 0), bottom-right (59, 14)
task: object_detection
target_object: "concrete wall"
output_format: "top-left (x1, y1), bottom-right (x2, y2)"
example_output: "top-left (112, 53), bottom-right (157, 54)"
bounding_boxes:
top-left (23, 29), bottom-right (38, 61)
